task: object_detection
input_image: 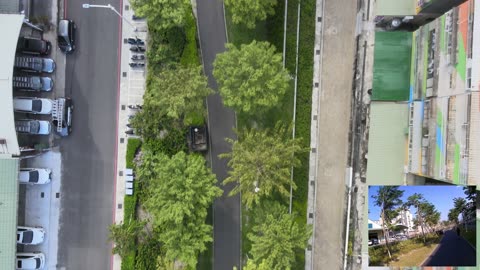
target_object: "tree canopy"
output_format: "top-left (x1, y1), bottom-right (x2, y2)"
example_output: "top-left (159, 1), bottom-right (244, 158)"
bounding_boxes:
top-left (108, 219), bottom-right (145, 258)
top-left (213, 41), bottom-right (290, 115)
top-left (137, 151), bottom-right (222, 268)
top-left (247, 201), bottom-right (311, 269)
top-left (131, 0), bottom-right (189, 30)
top-left (404, 193), bottom-right (429, 242)
top-left (144, 65), bottom-right (212, 120)
top-left (371, 186), bottom-right (404, 258)
top-left (220, 123), bottom-right (303, 207)
top-left (224, 0), bottom-right (277, 29)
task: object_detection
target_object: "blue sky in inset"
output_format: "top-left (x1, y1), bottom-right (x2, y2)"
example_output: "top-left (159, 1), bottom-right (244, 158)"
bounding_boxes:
top-left (368, 186), bottom-right (469, 221)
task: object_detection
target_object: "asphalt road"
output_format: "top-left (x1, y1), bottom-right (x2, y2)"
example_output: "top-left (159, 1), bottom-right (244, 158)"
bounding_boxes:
top-left (197, 1), bottom-right (241, 269)
top-left (423, 230), bottom-right (476, 266)
top-left (57, 1), bottom-right (121, 269)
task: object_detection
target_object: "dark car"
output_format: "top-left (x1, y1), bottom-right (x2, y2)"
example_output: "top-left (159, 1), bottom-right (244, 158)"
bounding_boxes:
top-left (187, 125), bottom-right (208, 152)
top-left (17, 36), bottom-right (51, 55)
top-left (58, 19), bottom-right (76, 53)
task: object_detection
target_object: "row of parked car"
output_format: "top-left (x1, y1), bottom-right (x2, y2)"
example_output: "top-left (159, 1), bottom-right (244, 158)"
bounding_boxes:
top-left (13, 20), bottom-right (76, 140)
top-left (16, 226), bottom-right (46, 269)
top-left (368, 234), bottom-right (409, 246)
top-left (13, 20), bottom-right (77, 270)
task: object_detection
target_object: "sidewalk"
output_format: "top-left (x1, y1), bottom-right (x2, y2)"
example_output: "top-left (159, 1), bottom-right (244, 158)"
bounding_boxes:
top-left (112, 1), bottom-right (148, 269)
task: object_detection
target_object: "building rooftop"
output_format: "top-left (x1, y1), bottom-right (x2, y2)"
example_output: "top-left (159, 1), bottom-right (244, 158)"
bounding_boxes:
top-left (0, 157), bottom-right (19, 269)
top-left (0, 14), bottom-right (23, 158)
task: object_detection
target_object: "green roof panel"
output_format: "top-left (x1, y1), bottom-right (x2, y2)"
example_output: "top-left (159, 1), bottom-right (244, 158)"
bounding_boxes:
top-left (0, 158), bottom-right (19, 269)
top-left (373, 31), bottom-right (413, 101)
top-left (366, 102), bottom-right (409, 185)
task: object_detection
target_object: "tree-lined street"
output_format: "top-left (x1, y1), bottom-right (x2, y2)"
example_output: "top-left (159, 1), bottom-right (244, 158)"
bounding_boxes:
top-left (423, 229), bottom-right (476, 266)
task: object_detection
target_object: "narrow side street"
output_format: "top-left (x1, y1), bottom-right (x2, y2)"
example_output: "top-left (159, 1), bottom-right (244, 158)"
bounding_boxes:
top-left (423, 229), bottom-right (476, 266)
top-left (196, 1), bottom-right (241, 269)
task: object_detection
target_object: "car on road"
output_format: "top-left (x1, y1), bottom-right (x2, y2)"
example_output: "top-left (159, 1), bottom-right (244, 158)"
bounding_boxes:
top-left (14, 97), bottom-right (53, 114)
top-left (16, 252), bottom-right (45, 269)
top-left (17, 36), bottom-right (51, 55)
top-left (18, 168), bottom-right (52, 185)
top-left (58, 19), bottom-right (76, 53)
top-left (17, 226), bottom-right (45, 245)
top-left (15, 120), bottom-right (51, 135)
top-left (13, 76), bottom-right (53, 92)
top-left (52, 98), bottom-right (73, 136)
top-left (15, 57), bottom-right (56, 73)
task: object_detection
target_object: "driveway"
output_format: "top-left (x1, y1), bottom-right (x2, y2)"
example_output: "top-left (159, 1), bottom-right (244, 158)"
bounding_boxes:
top-left (57, 0), bottom-right (121, 269)
top-left (423, 230), bottom-right (476, 266)
top-left (196, 1), bottom-right (241, 269)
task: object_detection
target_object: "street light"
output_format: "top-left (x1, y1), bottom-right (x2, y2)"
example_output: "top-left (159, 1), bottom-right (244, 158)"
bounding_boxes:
top-left (82, 3), bottom-right (137, 31)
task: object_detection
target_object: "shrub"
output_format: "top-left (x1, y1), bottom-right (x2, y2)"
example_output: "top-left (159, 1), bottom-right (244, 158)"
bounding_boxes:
top-left (121, 253), bottom-right (135, 270)
top-left (135, 239), bottom-right (163, 270)
top-left (180, 9), bottom-right (199, 66)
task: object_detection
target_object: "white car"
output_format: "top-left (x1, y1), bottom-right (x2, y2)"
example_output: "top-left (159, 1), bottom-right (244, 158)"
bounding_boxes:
top-left (18, 168), bottom-right (52, 185)
top-left (15, 120), bottom-right (51, 135)
top-left (17, 226), bottom-right (45, 245)
top-left (13, 97), bottom-right (53, 114)
top-left (16, 252), bottom-right (45, 269)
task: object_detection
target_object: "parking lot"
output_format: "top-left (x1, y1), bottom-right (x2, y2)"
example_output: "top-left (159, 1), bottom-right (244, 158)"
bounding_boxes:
top-left (12, 0), bottom-right (73, 268)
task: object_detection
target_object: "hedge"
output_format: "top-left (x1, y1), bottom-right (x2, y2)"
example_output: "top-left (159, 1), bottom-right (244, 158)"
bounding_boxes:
top-left (121, 138), bottom-right (142, 270)
top-left (180, 8), bottom-right (200, 66)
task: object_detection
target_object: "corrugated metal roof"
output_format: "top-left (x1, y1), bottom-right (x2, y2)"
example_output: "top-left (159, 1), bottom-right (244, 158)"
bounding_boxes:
top-left (0, 14), bottom-right (24, 157)
top-left (373, 32), bottom-right (412, 101)
top-left (376, 0), bottom-right (416, 16)
top-left (0, 0), bottom-right (19, 14)
top-left (0, 158), bottom-right (19, 269)
top-left (367, 102), bottom-right (409, 185)
top-left (468, 92), bottom-right (480, 184)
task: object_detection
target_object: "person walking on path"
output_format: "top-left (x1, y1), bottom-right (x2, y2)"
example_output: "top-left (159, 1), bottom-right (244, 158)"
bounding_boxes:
top-left (456, 226), bottom-right (461, 237)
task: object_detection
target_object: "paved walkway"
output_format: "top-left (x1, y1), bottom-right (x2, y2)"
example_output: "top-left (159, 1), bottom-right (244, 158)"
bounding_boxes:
top-left (309, 0), bottom-right (358, 269)
top-left (196, 1), bottom-right (241, 269)
top-left (112, 1), bottom-right (148, 269)
top-left (422, 230), bottom-right (476, 266)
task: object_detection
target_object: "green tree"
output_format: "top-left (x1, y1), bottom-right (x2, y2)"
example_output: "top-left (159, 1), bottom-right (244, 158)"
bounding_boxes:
top-left (138, 151), bottom-right (222, 268)
top-left (131, 0), bottom-right (189, 30)
top-left (220, 123), bottom-right (303, 207)
top-left (224, 0), bottom-right (277, 29)
top-left (144, 65), bottom-right (212, 121)
top-left (108, 219), bottom-right (145, 258)
top-left (448, 208), bottom-right (461, 224)
top-left (418, 202), bottom-right (440, 233)
top-left (404, 193), bottom-right (428, 243)
top-left (213, 41), bottom-right (290, 115)
top-left (237, 260), bottom-right (271, 270)
top-left (463, 186), bottom-right (477, 223)
top-left (247, 201), bottom-right (311, 269)
top-left (372, 186), bottom-right (404, 258)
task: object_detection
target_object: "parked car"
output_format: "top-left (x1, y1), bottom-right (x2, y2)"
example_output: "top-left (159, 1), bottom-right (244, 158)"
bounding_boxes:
top-left (52, 98), bottom-right (73, 136)
top-left (371, 238), bottom-right (379, 245)
top-left (15, 120), bottom-right (51, 135)
top-left (58, 19), bottom-right (76, 53)
top-left (15, 57), bottom-right (55, 73)
top-left (368, 239), bottom-right (373, 246)
top-left (13, 76), bottom-right (53, 91)
top-left (187, 125), bottom-right (208, 152)
top-left (16, 252), bottom-right (45, 269)
top-left (18, 168), bottom-right (52, 185)
top-left (17, 226), bottom-right (45, 245)
top-left (13, 97), bottom-right (53, 114)
top-left (17, 36), bottom-right (51, 55)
